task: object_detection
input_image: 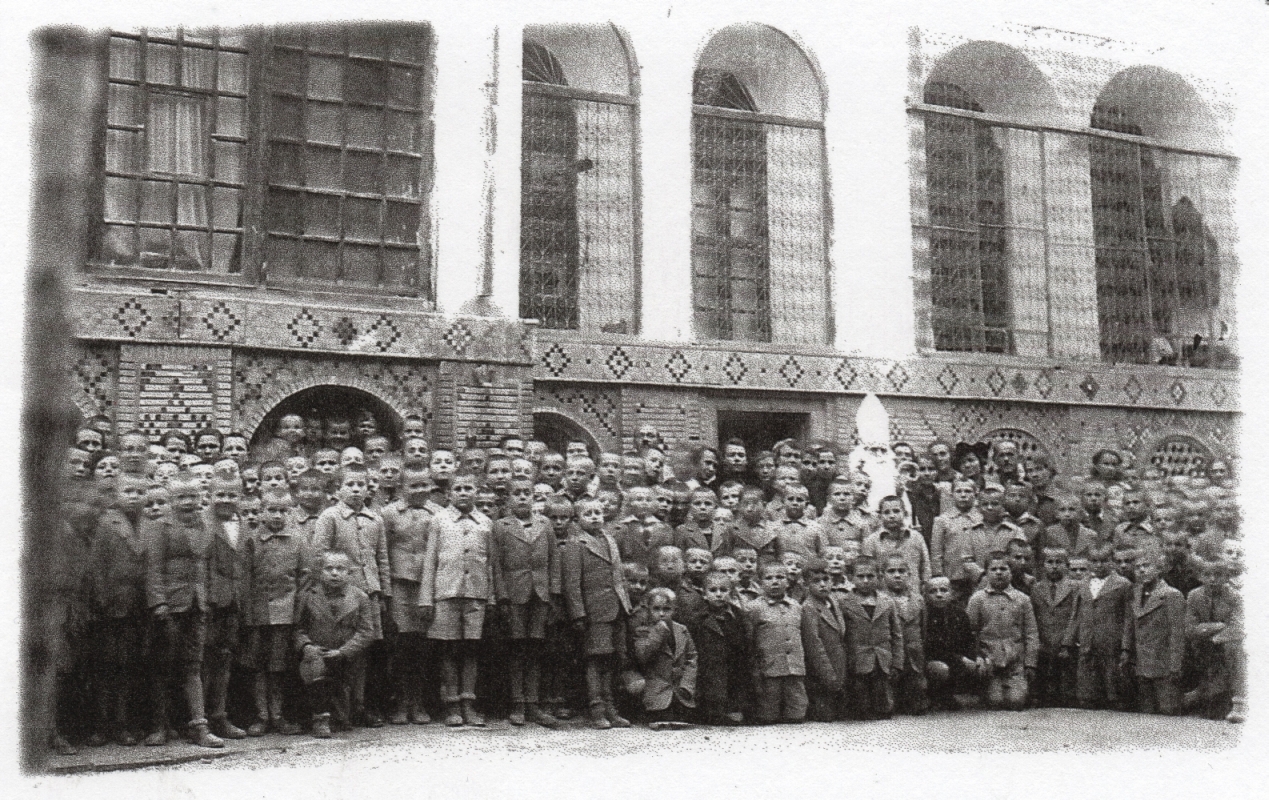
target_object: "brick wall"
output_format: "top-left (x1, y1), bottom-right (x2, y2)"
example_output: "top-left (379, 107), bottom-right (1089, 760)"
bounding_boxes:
top-left (117, 344), bottom-right (233, 441)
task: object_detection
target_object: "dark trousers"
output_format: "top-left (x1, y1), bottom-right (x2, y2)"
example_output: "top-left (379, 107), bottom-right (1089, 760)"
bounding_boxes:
top-left (307, 658), bottom-right (353, 722)
top-left (853, 670), bottom-right (893, 719)
top-left (1034, 649), bottom-right (1077, 707)
top-left (1137, 675), bottom-right (1180, 715)
top-left (754, 675), bottom-right (807, 723)
top-left (1076, 650), bottom-right (1124, 709)
top-left (892, 660), bottom-right (928, 714)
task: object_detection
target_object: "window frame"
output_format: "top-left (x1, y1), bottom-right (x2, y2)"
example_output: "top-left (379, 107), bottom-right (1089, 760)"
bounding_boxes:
top-left (85, 25), bottom-right (436, 302)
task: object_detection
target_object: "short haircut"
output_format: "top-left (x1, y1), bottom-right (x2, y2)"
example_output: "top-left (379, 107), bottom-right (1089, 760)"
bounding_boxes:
top-left (756, 560), bottom-right (787, 578)
top-left (449, 471), bottom-right (479, 487)
top-left (1092, 448), bottom-right (1122, 465)
top-left (803, 558), bottom-right (829, 578)
top-left (260, 489), bottom-right (293, 507)
top-left (882, 553), bottom-right (909, 572)
top-left (622, 561), bottom-right (649, 579)
top-left (703, 570), bottom-right (733, 588)
top-left (1006, 539), bottom-right (1031, 555)
top-left (740, 486), bottom-right (765, 502)
top-left (1026, 454), bottom-right (1056, 474)
top-left (1041, 547), bottom-right (1070, 563)
top-left (690, 487), bottom-right (718, 501)
top-left (296, 468), bottom-right (326, 486)
top-left (647, 587), bottom-right (676, 607)
top-left (852, 556), bottom-right (878, 575)
top-left (194, 428), bottom-right (224, 447)
top-left (952, 478), bottom-right (978, 492)
top-left (321, 549), bottom-right (352, 567)
top-left (986, 550), bottom-right (1011, 569)
top-left (543, 496), bottom-right (574, 517)
top-left (338, 465), bottom-right (369, 483)
top-left (878, 495), bottom-right (903, 510)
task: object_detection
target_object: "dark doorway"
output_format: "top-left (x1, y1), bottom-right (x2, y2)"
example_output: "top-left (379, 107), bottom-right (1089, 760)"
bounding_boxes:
top-left (250, 386), bottom-right (402, 450)
top-left (534, 412), bottom-right (600, 460)
top-left (716, 410), bottom-right (809, 453)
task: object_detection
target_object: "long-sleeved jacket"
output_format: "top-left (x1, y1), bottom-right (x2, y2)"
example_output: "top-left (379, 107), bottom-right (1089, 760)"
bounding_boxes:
top-left (203, 510), bottom-right (246, 610)
top-left (931, 509), bottom-right (986, 580)
top-left (293, 584), bottom-right (375, 659)
top-left (730, 520), bottom-right (781, 561)
top-left (419, 508), bottom-right (495, 604)
top-left (839, 591), bottom-right (903, 675)
top-left (1061, 573), bottom-right (1133, 657)
top-left (687, 604), bottom-right (751, 717)
top-left (862, 529), bottom-right (931, 587)
top-left (745, 595), bottom-right (806, 678)
top-left (890, 589), bottom-right (925, 671)
top-left (1129, 580), bottom-right (1186, 678)
top-left (314, 502), bottom-right (391, 597)
top-left (91, 508), bottom-right (149, 618)
top-left (632, 619), bottom-right (698, 711)
top-left (607, 516), bottom-right (674, 567)
top-left (381, 500), bottom-right (436, 585)
top-left (491, 512), bottom-right (552, 604)
top-left (1030, 577), bottom-right (1080, 653)
top-left (146, 516), bottom-right (208, 613)
top-left (673, 520), bottom-right (736, 556)
top-left (800, 593), bottom-right (849, 692)
top-left (562, 530), bottom-right (631, 623)
top-left (244, 525), bottom-right (307, 626)
top-left (966, 585), bottom-right (1040, 670)
top-left (773, 517), bottom-right (828, 561)
top-left (924, 602), bottom-right (975, 665)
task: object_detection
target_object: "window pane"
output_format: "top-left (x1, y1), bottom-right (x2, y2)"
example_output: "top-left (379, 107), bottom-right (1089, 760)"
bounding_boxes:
top-left (101, 224), bottom-right (138, 263)
top-left (303, 240), bottom-right (340, 280)
top-left (176, 182), bottom-right (208, 226)
top-left (389, 30), bottom-right (426, 64)
top-left (106, 129), bottom-right (140, 173)
top-left (343, 197), bottom-right (380, 240)
top-left (308, 147), bottom-right (342, 190)
top-left (388, 67), bottom-right (420, 108)
top-left (307, 57), bottom-right (343, 100)
top-left (345, 151), bottom-right (383, 194)
top-left (342, 243), bottom-right (381, 283)
top-left (212, 186), bottom-right (241, 228)
top-left (267, 236), bottom-right (301, 279)
top-left (217, 96), bottom-right (244, 138)
top-left (385, 155), bottom-right (419, 197)
top-left (266, 188), bottom-right (303, 234)
top-left (214, 140), bottom-right (244, 183)
top-left (146, 42), bottom-right (177, 84)
top-left (348, 29), bottom-right (385, 60)
top-left (216, 50), bottom-right (246, 93)
top-left (181, 45), bottom-right (216, 89)
top-left (108, 84), bottom-right (141, 127)
top-left (384, 201), bottom-right (418, 243)
top-left (382, 248), bottom-right (414, 287)
top-left (386, 110), bottom-right (419, 152)
top-left (174, 229), bottom-right (210, 270)
top-left (270, 96), bottom-right (304, 139)
top-left (304, 193), bottom-right (340, 237)
top-left (147, 94), bottom-right (207, 176)
top-left (139, 227), bottom-right (171, 263)
top-left (109, 37), bottom-right (139, 81)
top-left (213, 232), bottom-right (240, 272)
top-left (141, 180), bottom-right (173, 224)
top-left (308, 27), bottom-right (345, 55)
top-left (345, 60), bottom-right (387, 105)
top-left (306, 101), bottom-right (343, 145)
top-left (268, 141), bottom-right (304, 186)
top-left (347, 106), bottom-right (383, 149)
top-left (104, 176), bottom-right (138, 221)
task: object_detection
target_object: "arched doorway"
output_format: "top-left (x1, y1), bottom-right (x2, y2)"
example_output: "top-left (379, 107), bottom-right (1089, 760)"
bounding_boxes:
top-left (249, 385), bottom-right (403, 452)
top-left (533, 411), bottom-right (599, 460)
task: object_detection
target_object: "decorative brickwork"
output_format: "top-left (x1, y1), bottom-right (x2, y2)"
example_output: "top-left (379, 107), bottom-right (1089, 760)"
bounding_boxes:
top-left (116, 344), bottom-right (233, 441)
top-left (70, 342), bottom-right (119, 424)
top-left (533, 384), bottom-right (623, 453)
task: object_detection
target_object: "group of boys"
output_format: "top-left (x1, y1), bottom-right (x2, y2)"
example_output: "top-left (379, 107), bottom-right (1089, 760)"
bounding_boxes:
top-left (50, 413), bottom-right (1245, 755)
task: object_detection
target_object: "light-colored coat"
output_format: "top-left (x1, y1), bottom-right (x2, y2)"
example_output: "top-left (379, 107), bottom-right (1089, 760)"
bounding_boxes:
top-left (419, 508), bottom-right (495, 604)
top-left (633, 619), bottom-right (698, 711)
top-left (314, 502), bottom-right (391, 597)
top-left (839, 591), bottom-right (904, 675)
top-left (491, 513), bottom-right (553, 604)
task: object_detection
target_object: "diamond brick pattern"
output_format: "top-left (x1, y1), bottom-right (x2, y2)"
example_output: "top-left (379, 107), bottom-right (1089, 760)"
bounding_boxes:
top-left (287, 309), bottom-right (322, 348)
top-left (444, 320), bottom-right (474, 356)
top-left (887, 362), bottom-right (910, 392)
top-left (113, 298), bottom-right (153, 338)
top-left (1170, 380), bottom-right (1187, 405)
top-left (542, 343), bottom-right (571, 378)
top-left (986, 368), bottom-right (1007, 396)
top-left (202, 300), bottom-right (242, 342)
top-left (1123, 375), bottom-right (1144, 404)
top-left (936, 365), bottom-right (959, 394)
top-left (666, 350), bottom-right (691, 383)
top-left (606, 347), bottom-right (633, 380)
top-left (724, 353), bottom-right (748, 385)
top-left (834, 359), bottom-right (860, 390)
top-left (332, 317), bottom-right (358, 346)
top-left (779, 355), bottom-right (804, 388)
top-left (71, 343), bottom-right (118, 422)
top-left (1079, 375), bottom-right (1099, 400)
top-left (368, 315), bottom-right (401, 352)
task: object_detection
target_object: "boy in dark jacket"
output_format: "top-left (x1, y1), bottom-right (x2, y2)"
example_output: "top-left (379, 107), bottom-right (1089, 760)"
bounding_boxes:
top-left (801, 559), bottom-right (849, 721)
top-left (923, 577), bottom-right (977, 710)
top-left (294, 551), bottom-right (377, 738)
top-left (686, 570), bottom-right (750, 725)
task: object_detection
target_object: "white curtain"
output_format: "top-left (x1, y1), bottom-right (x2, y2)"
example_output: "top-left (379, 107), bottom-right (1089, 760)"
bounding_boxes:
top-left (148, 92), bottom-right (209, 269)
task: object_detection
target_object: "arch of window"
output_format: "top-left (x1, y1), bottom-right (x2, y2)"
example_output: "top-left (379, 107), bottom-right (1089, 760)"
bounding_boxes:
top-left (520, 27), bottom-right (638, 335)
top-left (691, 24), bottom-right (828, 345)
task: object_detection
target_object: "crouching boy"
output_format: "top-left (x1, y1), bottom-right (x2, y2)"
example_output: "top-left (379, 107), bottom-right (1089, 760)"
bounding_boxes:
top-left (633, 587), bottom-right (698, 729)
top-left (294, 551), bottom-right (377, 738)
top-left (967, 552), bottom-right (1039, 710)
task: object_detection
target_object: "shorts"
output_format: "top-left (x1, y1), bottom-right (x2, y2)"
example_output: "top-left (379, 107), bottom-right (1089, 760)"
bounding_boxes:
top-left (204, 606), bottom-right (241, 659)
top-left (428, 598), bottom-right (487, 641)
top-left (96, 615), bottom-right (144, 669)
top-left (246, 625), bottom-right (294, 673)
top-left (152, 611), bottom-right (207, 665)
top-left (584, 619), bottom-right (623, 657)
top-left (507, 597), bottom-right (549, 640)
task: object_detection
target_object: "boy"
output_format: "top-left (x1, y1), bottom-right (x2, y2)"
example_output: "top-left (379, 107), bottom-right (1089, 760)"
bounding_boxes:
top-left (1061, 544), bottom-right (1133, 710)
top-left (562, 497), bottom-right (634, 729)
top-left (1129, 544), bottom-right (1186, 715)
top-left (485, 455), bottom-right (514, 498)
top-left (931, 479), bottom-right (983, 596)
top-left (608, 486), bottom-right (673, 567)
top-left (1046, 494), bottom-right (1096, 557)
top-left (324, 417), bottom-right (353, 452)
top-left (362, 435), bottom-right (391, 466)
top-left (428, 449), bottom-right (457, 503)
top-left (923, 577), bottom-right (976, 711)
top-left (675, 488), bottom-right (734, 556)
top-left (733, 487), bottom-right (780, 563)
top-left (839, 556), bottom-right (903, 720)
top-left (311, 448), bottom-right (341, 478)
top-left (1185, 560), bottom-right (1238, 719)
top-left (883, 555), bottom-right (927, 715)
top-left (380, 467), bottom-right (436, 725)
top-left (1067, 556), bottom-right (1090, 583)
top-left (619, 454), bottom-right (646, 489)
top-left (863, 496), bottom-right (931, 588)
top-left (203, 474), bottom-right (247, 740)
top-left (683, 547), bottom-right (714, 592)
top-left (745, 561), bottom-right (807, 724)
top-left (718, 481), bottom-right (744, 513)
top-left (823, 545), bottom-right (853, 595)
top-left (260, 461), bottom-right (290, 495)
top-left (419, 473), bottom-right (495, 727)
top-left (1113, 545), bottom-right (1137, 583)
top-left (782, 552), bottom-right (808, 604)
top-left (687, 570), bottom-right (749, 725)
top-left (1002, 482), bottom-right (1043, 549)
top-left (284, 456), bottom-right (311, 488)
top-left (732, 546), bottom-right (763, 604)
top-left (820, 477), bottom-right (867, 548)
top-left (632, 587), bottom-right (698, 728)
top-left (1029, 547), bottom-right (1079, 707)
top-left (372, 453), bottom-right (403, 510)
top-left (595, 452), bottom-right (623, 494)
top-left (243, 490), bottom-right (307, 736)
top-left (800, 559), bottom-right (849, 721)
top-left (491, 477), bottom-right (560, 728)
top-left (542, 497), bottom-right (583, 720)
top-left (313, 465), bottom-right (391, 726)
top-left (967, 552), bottom-right (1040, 710)
top-left (974, 484), bottom-right (1027, 554)
top-left (402, 436), bottom-right (430, 470)
top-left (145, 476), bottom-right (222, 747)
top-left (294, 551), bottom-right (378, 737)
top-left (90, 473), bottom-right (150, 745)
top-left (772, 483), bottom-right (827, 561)
top-left (539, 452), bottom-right (566, 491)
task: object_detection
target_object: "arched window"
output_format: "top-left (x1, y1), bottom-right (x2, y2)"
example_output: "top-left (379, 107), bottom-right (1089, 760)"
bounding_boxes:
top-left (692, 25), bottom-right (827, 344)
top-left (1089, 72), bottom-right (1225, 365)
top-left (520, 26), bottom-right (638, 334)
top-left (922, 81), bottom-right (1009, 353)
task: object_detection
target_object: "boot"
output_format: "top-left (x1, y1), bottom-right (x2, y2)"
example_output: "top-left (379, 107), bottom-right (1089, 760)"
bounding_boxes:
top-left (311, 713), bottom-right (332, 739)
top-left (604, 702), bottom-right (632, 728)
top-left (461, 699), bottom-right (485, 727)
top-left (508, 702), bottom-right (526, 726)
top-left (388, 703), bottom-right (410, 725)
top-left (116, 729), bottom-right (138, 746)
top-left (209, 713), bottom-right (246, 740)
top-left (190, 721), bottom-right (225, 749)
top-left (444, 703), bottom-right (464, 727)
top-left (245, 719), bottom-right (268, 737)
top-left (143, 729), bottom-right (167, 747)
top-left (51, 733), bottom-right (78, 756)
top-left (590, 703), bottom-right (612, 730)
top-left (527, 703), bottom-right (560, 729)
top-left (409, 706), bottom-right (431, 725)
top-left (1227, 696), bottom-right (1247, 724)
top-left (275, 718), bottom-right (302, 736)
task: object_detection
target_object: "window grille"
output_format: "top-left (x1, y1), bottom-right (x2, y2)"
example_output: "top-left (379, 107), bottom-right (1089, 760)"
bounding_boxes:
top-left (99, 29), bottom-right (249, 273)
top-left (264, 24), bottom-right (430, 291)
top-left (922, 82), bottom-right (1011, 353)
top-left (1090, 103), bottom-right (1220, 365)
top-left (521, 41), bottom-right (637, 334)
top-left (982, 427), bottom-right (1047, 460)
top-left (691, 69), bottom-right (827, 344)
top-left (1151, 435), bottom-right (1212, 477)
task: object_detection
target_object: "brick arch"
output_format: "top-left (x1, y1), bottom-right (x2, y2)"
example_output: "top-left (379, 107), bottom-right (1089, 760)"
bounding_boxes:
top-left (241, 380), bottom-right (408, 445)
top-left (532, 408), bottom-right (603, 459)
top-left (1147, 432), bottom-right (1218, 477)
top-left (980, 426), bottom-right (1050, 460)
